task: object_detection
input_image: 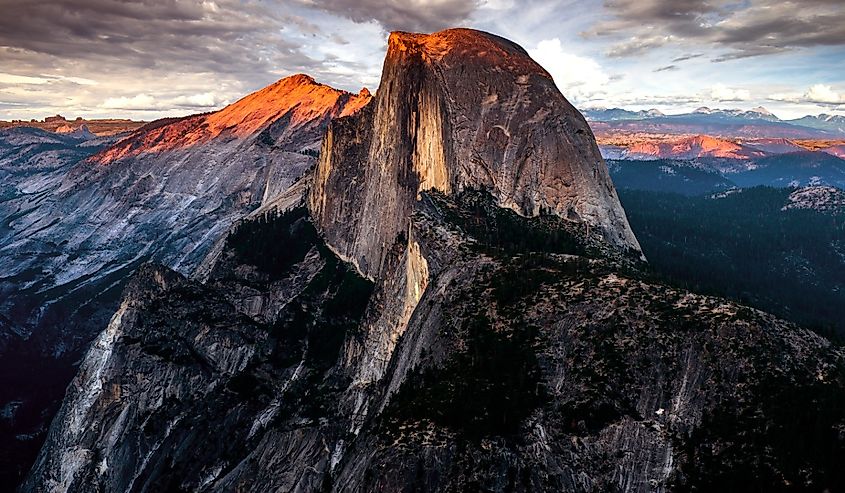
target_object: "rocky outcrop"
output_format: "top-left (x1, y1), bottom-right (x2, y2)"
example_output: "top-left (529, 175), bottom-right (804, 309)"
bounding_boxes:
top-left (21, 29), bottom-right (845, 493)
top-left (0, 76), bottom-right (369, 487)
top-left (310, 29), bottom-right (640, 280)
top-left (783, 185), bottom-right (845, 213)
top-left (308, 29), bottom-right (641, 431)
top-left (93, 74), bottom-right (370, 164)
top-left (22, 201), bottom-right (376, 493)
top-left (332, 228), bottom-right (845, 492)
top-left (23, 189), bottom-right (845, 493)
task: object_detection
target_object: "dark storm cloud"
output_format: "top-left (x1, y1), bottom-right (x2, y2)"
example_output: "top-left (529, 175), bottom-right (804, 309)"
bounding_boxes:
top-left (654, 64), bottom-right (678, 72)
top-left (0, 0), bottom-right (317, 77)
top-left (300, 0), bottom-right (481, 32)
top-left (587, 0), bottom-right (845, 60)
top-left (671, 53), bottom-right (703, 63)
top-left (0, 0), bottom-right (394, 119)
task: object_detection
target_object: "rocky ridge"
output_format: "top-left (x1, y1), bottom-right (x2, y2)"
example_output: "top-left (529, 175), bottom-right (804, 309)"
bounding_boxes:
top-left (21, 28), bottom-right (845, 493)
top-left (0, 75), bottom-right (369, 488)
top-left (310, 28), bottom-right (641, 281)
top-left (783, 185), bottom-right (845, 213)
top-left (624, 135), bottom-right (766, 160)
top-left (93, 75), bottom-right (370, 164)
top-left (1, 73), bottom-right (369, 354)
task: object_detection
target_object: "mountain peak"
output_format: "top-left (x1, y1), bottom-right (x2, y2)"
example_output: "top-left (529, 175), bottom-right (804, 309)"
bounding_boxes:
top-left (282, 73), bottom-right (316, 85)
top-left (204, 73), bottom-right (361, 137)
top-left (311, 28), bottom-right (640, 278)
top-left (750, 105), bottom-right (774, 116)
top-left (92, 75), bottom-right (372, 164)
top-left (387, 28), bottom-right (550, 79)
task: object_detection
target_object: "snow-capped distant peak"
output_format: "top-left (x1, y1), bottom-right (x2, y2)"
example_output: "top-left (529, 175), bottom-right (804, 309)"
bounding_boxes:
top-left (750, 106), bottom-right (774, 116)
top-left (694, 107), bottom-right (713, 114)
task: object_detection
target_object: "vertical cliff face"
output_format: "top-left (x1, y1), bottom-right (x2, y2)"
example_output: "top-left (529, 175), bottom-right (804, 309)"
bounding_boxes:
top-left (310, 28), bottom-right (640, 279)
top-left (24, 190), bottom-right (845, 493)
top-left (1, 75), bottom-right (370, 488)
top-left (22, 28), bottom-right (845, 493)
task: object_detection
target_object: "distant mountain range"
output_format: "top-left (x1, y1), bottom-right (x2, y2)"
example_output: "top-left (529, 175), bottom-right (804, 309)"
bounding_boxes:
top-left (608, 150), bottom-right (845, 194)
top-left (601, 133), bottom-right (844, 162)
top-left (789, 114), bottom-right (845, 134)
top-left (623, 134), bottom-right (767, 160)
top-left (584, 106), bottom-right (845, 138)
top-left (0, 115), bottom-right (146, 136)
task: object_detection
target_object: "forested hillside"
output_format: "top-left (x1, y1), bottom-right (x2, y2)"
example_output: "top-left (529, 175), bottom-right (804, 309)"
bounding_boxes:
top-left (619, 187), bottom-right (845, 340)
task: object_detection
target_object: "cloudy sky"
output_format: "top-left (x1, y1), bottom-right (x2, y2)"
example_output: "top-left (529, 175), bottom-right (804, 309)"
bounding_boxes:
top-left (1, 0), bottom-right (843, 121)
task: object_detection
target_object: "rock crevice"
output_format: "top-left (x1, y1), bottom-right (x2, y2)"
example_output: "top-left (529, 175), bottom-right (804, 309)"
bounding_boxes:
top-left (310, 28), bottom-right (641, 281)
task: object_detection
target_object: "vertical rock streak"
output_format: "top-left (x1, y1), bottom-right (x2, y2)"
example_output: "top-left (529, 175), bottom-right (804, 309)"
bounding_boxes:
top-left (24, 28), bottom-right (843, 493)
top-left (308, 28), bottom-right (646, 442)
top-left (310, 28), bottom-right (641, 285)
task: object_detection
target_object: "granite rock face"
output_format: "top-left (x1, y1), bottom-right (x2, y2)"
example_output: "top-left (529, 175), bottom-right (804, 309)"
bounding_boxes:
top-left (2, 74), bottom-right (370, 356)
top-left (22, 201), bottom-right (376, 493)
top-left (23, 190), bottom-right (845, 493)
top-left (1, 75), bottom-right (369, 488)
top-left (310, 29), bottom-right (640, 279)
top-left (22, 29), bottom-right (845, 493)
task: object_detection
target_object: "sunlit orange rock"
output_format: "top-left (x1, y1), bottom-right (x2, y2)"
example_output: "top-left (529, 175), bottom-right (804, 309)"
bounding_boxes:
top-left (626, 134), bottom-right (766, 160)
top-left (92, 74), bottom-right (372, 164)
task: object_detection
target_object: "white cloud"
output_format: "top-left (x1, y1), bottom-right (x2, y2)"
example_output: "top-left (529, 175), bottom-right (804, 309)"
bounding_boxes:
top-left (171, 93), bottom-right (221, 108)
top-left (805, 84), bottom-right (843, 104)
top-left (0, 0), bottom-right (385, 120)
top-left (769, 84), bottom-right (844, 105)
top-left (102, 94), bottom-right (157, 110)
top-left (0, 73), bottom-right (50, 85)
top-left (606, 35), bottom-right (673, 58)
top-left (53, 76), bottom-right (98, 86)
top-left (768, 91), bottom-right (801, 102)
top-left (710, 84), bottom-right (751, 101)
top-left (528, 38), bottom-right (610, 102)
top-left (102, 92), bottom-right (224, 111)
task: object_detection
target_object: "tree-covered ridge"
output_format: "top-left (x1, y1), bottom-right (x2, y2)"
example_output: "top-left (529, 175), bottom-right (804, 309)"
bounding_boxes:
top-left (619, 187), bottom-right (845, 340)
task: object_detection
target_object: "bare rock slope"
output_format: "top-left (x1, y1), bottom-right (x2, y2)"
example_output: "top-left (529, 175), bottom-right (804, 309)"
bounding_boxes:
top-left (2, 73), bottom-right (369, 355)
top-left (1, 75), bottom-right (369, 488)
top-left (23, 29), bottom-right (845, 493)
top-left (24, 191), bottom-right (845, 493)
top-left (311, 29), bottom-right (640, 279)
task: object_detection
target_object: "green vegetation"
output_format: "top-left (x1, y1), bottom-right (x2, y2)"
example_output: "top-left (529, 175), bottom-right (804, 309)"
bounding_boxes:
top-left (386, 313), bottom-right (545, 440)
top-left (619, 187), bottom-right (845, 340)
top-left (430, 189), bottom-right (590, 257)
top-left (608, 159), bottom-right (734, 195)
top-left (226, 208), bottom-right (319, 280)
